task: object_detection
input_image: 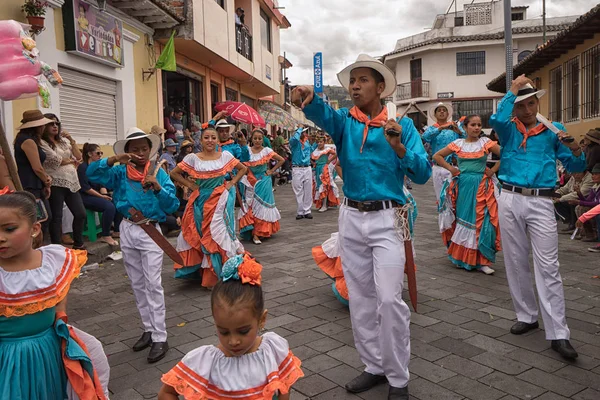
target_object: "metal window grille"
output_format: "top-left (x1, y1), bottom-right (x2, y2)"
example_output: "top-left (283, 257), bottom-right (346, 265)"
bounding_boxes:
top-left (549, 66), bottom-right (563, 122)
top-left (582, 44), bottom-right (600, 120)
top-left (452, 99), bottom-right (494, 128)
top-left (456, 51), bottom-right (486, 76)
top-left (465, 3), bottom-right (492, 25)
top-left (563, 57), bottom-right (580, 122)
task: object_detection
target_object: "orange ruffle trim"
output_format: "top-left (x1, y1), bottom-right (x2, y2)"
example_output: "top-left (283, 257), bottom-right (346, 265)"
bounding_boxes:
top-left (59, 318), bottom-right (107, 400)
top-left (161, 353), bottom-right (303, 400)
top-left (314, 163), bottom-right (340, 209)
top-left (335, 277), bottom-right (349, 301)
top-left (448, 140), bottom-right (498, 159)
top-left (244, 152), bottom-right (275, 167)
top-left (253, 219), bottom-right (280, 239)
top-left (0, 248), bottom-right (87, 318)
top-left (178, 158), bottom-right (238, 180)
top-left (312, 246), bottom-right (343, 279)
top-left (448, 242), bottom-right (492, 266)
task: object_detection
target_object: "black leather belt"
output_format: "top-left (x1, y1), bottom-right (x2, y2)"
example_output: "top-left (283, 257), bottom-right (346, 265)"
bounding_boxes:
top-left (292, 165), bottom-right (309, 168)
top-left (343, 198), bottom-right (400, 212)
top-left (502, 183), bottom-right (556, 197)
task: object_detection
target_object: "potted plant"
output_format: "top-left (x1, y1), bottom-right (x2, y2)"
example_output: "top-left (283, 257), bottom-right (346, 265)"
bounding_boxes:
top-left (22, 0), bottom-right (48, 31)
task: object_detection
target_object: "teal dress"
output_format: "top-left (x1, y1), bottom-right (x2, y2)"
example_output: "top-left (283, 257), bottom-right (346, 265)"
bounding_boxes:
top-left (311, 146), bottom-right (340, 209)
top-left (239, 147), bottom-right (281, 240)
top-left (438, 138), bottom-right (502, 270)
top-left (0, 245), bottom-right (103, 399)
top-left (175, 152), bottom-right (245, 288)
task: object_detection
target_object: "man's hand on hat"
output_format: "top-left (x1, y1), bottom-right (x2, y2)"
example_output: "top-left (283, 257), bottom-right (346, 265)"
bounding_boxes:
top-left (291, 86), bottom-right (314, 109)
top-left (113, 153), bottom-right (142, 165)
top-left (510, 74), bottom-right (534, 95)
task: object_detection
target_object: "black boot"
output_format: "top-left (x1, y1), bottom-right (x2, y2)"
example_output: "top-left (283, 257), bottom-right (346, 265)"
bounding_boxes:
top-left (132, 332), bottom-right (152, 352)
top-left (345, 372), bottom-right (387, 393)
top-left (551, 340), bottom-right (578, 360)
top-left (148, 341), bottom-right (169, 363)
top-left (389, 385), bottom-right (409, 400)
top-left (510, 321), bottom-right (539, 335)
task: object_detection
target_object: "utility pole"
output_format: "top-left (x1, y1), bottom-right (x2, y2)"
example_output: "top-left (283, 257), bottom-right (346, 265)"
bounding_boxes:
top-left (504, 0), bottom-right (513, 91)
top-left (542, 0), bottom-right (547, 43)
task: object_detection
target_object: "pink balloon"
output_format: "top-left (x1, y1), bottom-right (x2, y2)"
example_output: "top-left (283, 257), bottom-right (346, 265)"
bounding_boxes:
top-left (0, 75), bottom-right (39, 101)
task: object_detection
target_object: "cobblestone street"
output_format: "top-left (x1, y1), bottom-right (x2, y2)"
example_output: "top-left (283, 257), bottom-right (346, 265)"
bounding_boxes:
top-left (68, 182), bottom-right (600, 400)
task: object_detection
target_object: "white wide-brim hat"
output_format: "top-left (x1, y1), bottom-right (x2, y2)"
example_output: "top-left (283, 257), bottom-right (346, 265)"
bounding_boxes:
top-left (337, 54), bottom-right (397, 99)
top-left (215, 119), bottom-right (234, 129)
top-left (515, 83), bottom-right (546, 103)
top-left (428, 102), bottom-right (454, 124)
top-left (114, 127), bottom-right (161, 158)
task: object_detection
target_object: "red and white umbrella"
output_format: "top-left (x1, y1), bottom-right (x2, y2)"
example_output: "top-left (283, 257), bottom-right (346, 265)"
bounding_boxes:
top-left (215, 101), bottom-right (266, 127)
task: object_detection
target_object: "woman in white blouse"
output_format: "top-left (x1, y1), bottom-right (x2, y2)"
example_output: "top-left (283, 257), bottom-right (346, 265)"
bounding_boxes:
top-left (40, 113), bottom-right (86, 250)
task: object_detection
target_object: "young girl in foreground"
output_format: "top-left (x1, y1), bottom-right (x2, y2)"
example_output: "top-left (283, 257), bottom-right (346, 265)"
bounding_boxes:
top-left (158, 254), bottom-right (303, 400)
top-left (0, 191), bottom-right (109, 399)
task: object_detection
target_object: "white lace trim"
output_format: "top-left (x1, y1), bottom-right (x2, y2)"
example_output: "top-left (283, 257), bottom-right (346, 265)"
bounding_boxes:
top-left (451, 137), bottom-right (491, 154)
top-left (210, 189), bottom-right (245, 257)
top-left (450, 223), bottom-right (478, 249)
top-left (248, 147), bottom-right (274, 163)
top-left (251, 199), bottom-right (281, 223)
top-left (321, 233), bottom-right (340, 259)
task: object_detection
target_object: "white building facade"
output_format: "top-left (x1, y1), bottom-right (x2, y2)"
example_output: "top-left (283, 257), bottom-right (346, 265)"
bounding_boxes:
top-left (383, 0), bottom-right (577, 130)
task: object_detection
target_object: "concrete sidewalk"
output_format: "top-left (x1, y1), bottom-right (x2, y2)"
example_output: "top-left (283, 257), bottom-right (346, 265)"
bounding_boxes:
top-left (67, 182), bottom-right (600, 399)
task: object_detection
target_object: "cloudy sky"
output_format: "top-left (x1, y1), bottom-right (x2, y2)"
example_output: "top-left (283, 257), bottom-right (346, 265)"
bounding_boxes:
top-left (279, 0), bottom-right (593, 86)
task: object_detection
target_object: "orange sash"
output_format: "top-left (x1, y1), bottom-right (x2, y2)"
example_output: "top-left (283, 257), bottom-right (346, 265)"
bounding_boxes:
top-left (512, 117), bottom-right (547, 150)
top-left (220, 139), bottom-right (235, 146)
top-left (349, 106), bottom-right (388, 153)
top-left (126, 162), bottom-right (150, 182)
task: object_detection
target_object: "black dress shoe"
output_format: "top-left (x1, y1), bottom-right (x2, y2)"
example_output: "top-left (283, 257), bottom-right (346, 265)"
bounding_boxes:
top-left (148, 341), bottom-right (169, 363)
top-left (304, 213), bottom-right (313, 220)
top-left (510, 321), bottom-right (539, 335)
top-left (551, 340), bottom-right (578, 360)
top-left (345, 372), bottom-right (387, 393)
top-left (132, 332), bottom-right (152, 352)
top-left (296, 214), bottom-right (304, 220)
top-left (389, 385), bottom-right (409, 400)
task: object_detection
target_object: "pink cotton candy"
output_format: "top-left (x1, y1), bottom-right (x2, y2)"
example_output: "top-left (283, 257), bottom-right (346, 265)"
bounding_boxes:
top-left (0, 75), bottom-right (39, 101)
top-left (0, 58), bottom-right (41, 82)
top-left (0, 20), bottom-right (25, 40)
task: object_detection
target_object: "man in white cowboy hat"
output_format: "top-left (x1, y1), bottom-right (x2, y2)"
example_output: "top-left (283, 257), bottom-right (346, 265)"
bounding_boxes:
top-left (292, 54), bottom-right (431, 399)
top-left (87, 127), bottom-right (180, 363)
top-left (490, 75), bottom-right (586, 360)
top-left (422, 102), bottom-right (465, 203)
top-left (289, 125), bottom-right (316, 219)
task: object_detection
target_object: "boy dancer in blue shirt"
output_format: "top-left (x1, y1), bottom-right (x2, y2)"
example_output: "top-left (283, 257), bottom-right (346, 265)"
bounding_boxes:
top-left (293, 54), bottom-right (431, 400)
top-left (490, 75), bottom-right (586, 360)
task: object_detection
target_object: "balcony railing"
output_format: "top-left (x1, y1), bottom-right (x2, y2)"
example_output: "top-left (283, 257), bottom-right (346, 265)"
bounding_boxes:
top-left (236, 25), bottom-right (253, 61)
top-left (397, 80), bottom-right (430, 101)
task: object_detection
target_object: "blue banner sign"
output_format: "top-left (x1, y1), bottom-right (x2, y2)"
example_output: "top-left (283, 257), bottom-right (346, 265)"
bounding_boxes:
top-left (313, 52), bottom-right (323, 94)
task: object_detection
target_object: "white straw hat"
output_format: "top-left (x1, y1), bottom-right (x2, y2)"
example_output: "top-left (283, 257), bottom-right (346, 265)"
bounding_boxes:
top-left (515, 83), bottom-right (546, 103)
top-left (428, 102), bottom-right (454, 124)
top-left (337, 54), bottom-right (397, 99)
top-left (113, 127), bottom-right (161, 158)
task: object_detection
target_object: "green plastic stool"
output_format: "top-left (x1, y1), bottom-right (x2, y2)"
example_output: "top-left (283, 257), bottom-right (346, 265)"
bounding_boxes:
top-left (83, 210), bottom-right (103, 242)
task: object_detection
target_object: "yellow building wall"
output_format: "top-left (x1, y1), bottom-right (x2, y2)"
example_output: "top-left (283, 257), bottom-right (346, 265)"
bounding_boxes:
top-left (531, 32), bottom-right (600, 139)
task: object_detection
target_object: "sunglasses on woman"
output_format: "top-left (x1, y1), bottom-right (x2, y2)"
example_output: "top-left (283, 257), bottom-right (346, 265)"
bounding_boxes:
top-left (95, 151), bottom-right (103, 156)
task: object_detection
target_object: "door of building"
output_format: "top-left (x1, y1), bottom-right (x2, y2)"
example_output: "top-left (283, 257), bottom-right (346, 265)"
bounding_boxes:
top-left (410, 59), bottom-right (423, 98)
top-left (163, 71), bottom-right (203, 128)
top-left (59, 67), bottom-right (117, 145)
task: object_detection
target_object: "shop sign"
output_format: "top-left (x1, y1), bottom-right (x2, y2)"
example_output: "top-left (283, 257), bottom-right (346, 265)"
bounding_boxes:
top-left (314, 52), bottom-right (323, 94)
top-left (63, 0), bottom-right (124, 68)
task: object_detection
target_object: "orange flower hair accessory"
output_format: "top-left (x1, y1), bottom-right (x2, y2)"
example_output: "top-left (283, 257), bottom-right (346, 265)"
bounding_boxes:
top-left (0, 187), bottom-right (13, 196)
top-left (222, 254), bottom-right (262, 286)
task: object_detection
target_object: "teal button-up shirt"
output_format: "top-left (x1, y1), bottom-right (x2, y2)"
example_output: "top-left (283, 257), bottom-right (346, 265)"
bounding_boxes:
top-left (289, 128), bottom-right (315, 167)
top-left (490, 92), bottom-right (586, 189)
top-left (87, 158), bottom-right (179, 222)
top-left (303, 95), bottom-right (431, 204)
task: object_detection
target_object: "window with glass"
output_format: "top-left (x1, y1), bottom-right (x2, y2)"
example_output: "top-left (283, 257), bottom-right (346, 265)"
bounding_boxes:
top-left (214, 0), bottom-right (224, 9)
top-left (452, 99), bottom-right (494, 128)
top-left (226, 88), bottom-right (239, 102)
top-left (564, 57), bottom-right (580, 122)
top-left (260, 9), bottom-right (272, 52)
top-left (549, 66), bottom-right (563, 122)
top-left (456, 51), bottom-right (486, 76)
top-left (582, 44), bottom-right (600, 120)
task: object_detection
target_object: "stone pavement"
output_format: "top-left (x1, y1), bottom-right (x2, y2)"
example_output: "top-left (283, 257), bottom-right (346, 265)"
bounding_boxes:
top-left (67, 182), bottom-right (600, 400)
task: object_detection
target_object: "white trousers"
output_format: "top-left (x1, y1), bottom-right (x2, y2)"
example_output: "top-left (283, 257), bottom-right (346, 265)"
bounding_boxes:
top-left (120, 220), bottom-right (168, 342)
top-left (292, 167), bottom-right (313, 216)
top-left (498, 192), bottom-right (570, 340)
top-left (338, 205), bottom-right (410, 388)
top-left (432, 165), bottom-right (452, 204)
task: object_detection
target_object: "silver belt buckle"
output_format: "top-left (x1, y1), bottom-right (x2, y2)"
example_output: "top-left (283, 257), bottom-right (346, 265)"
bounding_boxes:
top-left (357, 201), bottom-right (372, 212)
